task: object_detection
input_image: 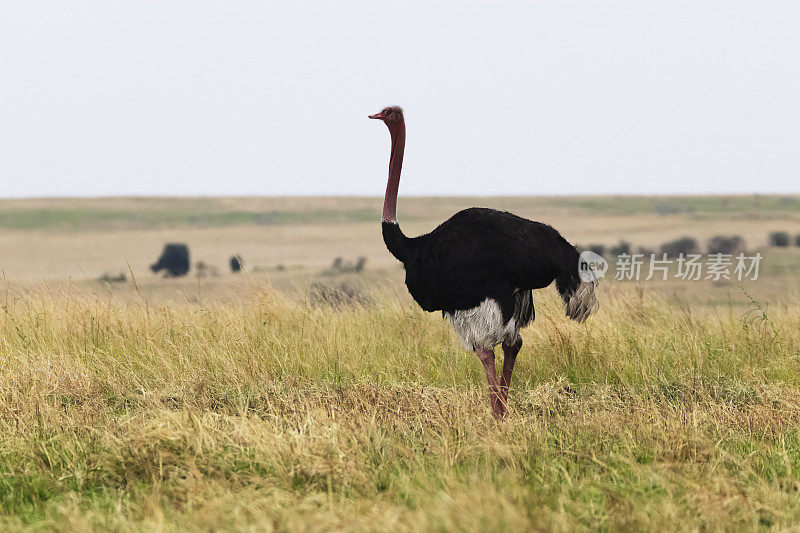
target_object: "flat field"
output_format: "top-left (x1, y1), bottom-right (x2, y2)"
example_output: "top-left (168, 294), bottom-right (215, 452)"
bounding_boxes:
top-left (2, 196), bottom-right (800, 530)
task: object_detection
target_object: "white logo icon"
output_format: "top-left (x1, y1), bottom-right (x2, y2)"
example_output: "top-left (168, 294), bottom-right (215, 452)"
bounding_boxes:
top-left (578, 251), bottom-right (608, 282)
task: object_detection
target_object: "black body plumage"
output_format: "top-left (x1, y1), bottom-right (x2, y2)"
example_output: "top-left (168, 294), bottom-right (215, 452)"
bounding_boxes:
top-left (383, 207), bottom-right (589, 324)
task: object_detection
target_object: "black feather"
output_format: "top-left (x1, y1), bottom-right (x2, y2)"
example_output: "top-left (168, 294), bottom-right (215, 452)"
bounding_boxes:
top-left (384, 207), bottom-right (588, 322)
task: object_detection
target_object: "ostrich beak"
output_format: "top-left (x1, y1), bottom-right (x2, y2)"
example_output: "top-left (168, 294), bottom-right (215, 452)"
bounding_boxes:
top-left (368, 113), bottom-right (384, 120)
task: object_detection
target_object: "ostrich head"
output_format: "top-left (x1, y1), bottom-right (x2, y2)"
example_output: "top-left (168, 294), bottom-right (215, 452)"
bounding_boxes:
top-left (369, 106), bottom-right (404, 128)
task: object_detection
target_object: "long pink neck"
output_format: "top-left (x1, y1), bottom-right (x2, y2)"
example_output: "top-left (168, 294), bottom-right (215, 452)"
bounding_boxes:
top-left (382, 121), bottom-right (405, 223)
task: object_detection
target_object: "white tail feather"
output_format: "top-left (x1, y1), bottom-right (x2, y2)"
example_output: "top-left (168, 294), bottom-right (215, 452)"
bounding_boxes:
top-left (563, 279), bottom-right (598, 323)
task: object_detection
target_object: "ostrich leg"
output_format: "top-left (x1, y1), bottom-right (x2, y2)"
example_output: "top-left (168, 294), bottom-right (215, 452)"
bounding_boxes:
top-left (476, 349), bottom-right (503, 418)
top-left (498, 338), bottom-right (523, 417)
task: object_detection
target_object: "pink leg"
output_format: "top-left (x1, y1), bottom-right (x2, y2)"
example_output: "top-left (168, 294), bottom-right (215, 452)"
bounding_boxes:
top-left (498, 338), bottom-right (522, 417)
top-left (476, 348), bottom-right (503, 418)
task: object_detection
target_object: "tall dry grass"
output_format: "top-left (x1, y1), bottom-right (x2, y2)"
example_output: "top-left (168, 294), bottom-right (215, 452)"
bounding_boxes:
top-left (1, 281), bottom-right (800, 530)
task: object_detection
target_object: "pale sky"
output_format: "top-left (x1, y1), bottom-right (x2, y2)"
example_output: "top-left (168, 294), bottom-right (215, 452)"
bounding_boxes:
top-left (1, 2), bottom-right (799, 198)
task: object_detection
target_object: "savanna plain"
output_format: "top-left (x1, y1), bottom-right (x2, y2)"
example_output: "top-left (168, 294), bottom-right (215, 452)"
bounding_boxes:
top-left (2, 195), bottom-right (800, 531)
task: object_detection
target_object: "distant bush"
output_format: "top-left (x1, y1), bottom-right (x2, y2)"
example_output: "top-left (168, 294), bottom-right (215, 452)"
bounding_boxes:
top-left (660, 237), bottom-right (700, 258)
top-left (707, 235), bottom-right (745, 255)
top-left (609, 241), bottom-right (631, 257)
top-left (324, 256), bottom-right (368, 275)
top-left (195, 261), bottom-right (218, 278)
top-left (796, 234), bottom-right (800, 247)
top-left (637, 247), bottom-right (655, 257)
top-left (587, 244), bottom-right (606, 257)
top-left (97, 272), bottom-right (126, 283)
top-left (308, 281), bottom-right (372, 309)
top-left (150, 243), bottom-right (190, 277)
top-left (769, 231), bottom-right (790, 247)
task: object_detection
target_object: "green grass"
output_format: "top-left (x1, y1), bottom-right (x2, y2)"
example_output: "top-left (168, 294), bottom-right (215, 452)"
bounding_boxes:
top-left (2, 194), bottom-right (800, 231)
top-left (0, 207), bottom-right (379, 231)
top-left (551, 194), bottom-right (800, 217)
top-left (1, 284), bottom-right (800, 530)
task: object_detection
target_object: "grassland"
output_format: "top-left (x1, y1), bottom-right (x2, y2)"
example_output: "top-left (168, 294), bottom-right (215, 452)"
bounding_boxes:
top-left (2, 194), bottom-right (800, 283)
top-left (1, 196), bottom-right (800, 530)
top-left (2, 283), bottom-right (800, 530)
top-left (2, 195), bottom-right (800, 232)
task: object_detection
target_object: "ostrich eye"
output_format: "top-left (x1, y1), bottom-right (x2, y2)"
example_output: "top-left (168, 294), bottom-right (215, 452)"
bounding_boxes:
top-left (384, 108), bottom-right (391, 115)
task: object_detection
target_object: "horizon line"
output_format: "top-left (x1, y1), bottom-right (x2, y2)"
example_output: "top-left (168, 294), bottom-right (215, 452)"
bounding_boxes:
top-left (3, 192), bottom-right (800, 201)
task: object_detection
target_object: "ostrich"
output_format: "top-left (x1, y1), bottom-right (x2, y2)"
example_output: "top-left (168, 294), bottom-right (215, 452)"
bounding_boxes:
top-left (369, 106), bottom-right (598, 418)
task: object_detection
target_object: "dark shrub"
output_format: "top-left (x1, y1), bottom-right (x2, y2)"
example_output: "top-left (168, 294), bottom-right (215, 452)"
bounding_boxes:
top-left (354, 256), bottom-right (367, 273)
top-left (308, 281), bottom-right (372, 309)
top-left (796, 234), bottom-right (800, 247)
top-left (324, 256), bottom-right (367, 275)
top-left (707, 235), bottom-right (745, 255)
top-left (150, 243), bottom-right (190, 277)
top-left (98, 272), bottom-right (126, 283)
top-left (769, 231), bottom-right (790, 247)
top-left (230, 254), bottom-right (243, 273)
top-left (587, 244), bottom-right (606, 257)
top-left (195, 261), bottom-right (218, 278)
top-left (660, 237), bottom-right (699, 258)
top-left (609, 241), bottom-right (631, 257)
top-left (637, 247), bottom-right (655, 257)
